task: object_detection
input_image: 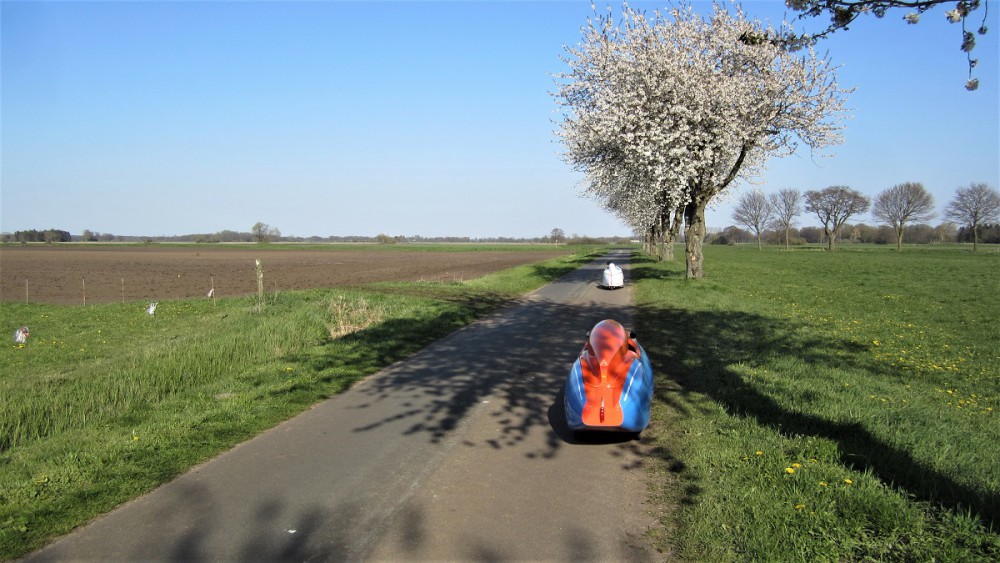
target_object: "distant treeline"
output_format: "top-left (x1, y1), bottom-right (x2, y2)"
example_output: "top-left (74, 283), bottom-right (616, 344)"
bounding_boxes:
top-left (7, 225), bottom-right (999, 246)
top-left (6, 229), bottom-right (73, 243)
top-left (710, 223), bottom-right (1000, 246)
top-left (1, 229), bottom-right (630, 245)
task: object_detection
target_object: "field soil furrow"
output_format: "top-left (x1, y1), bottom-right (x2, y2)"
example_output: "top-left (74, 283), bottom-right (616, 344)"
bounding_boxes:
top-left (0, 247), bottom-right (570, 305)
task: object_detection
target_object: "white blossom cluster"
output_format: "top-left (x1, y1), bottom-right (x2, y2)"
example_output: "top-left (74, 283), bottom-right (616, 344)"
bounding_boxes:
top-left (555, 3), bottom-right (851, 241)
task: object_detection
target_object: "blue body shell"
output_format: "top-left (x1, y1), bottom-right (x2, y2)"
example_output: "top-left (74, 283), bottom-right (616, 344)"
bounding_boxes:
top-left (564, 339), bottom-right (654, 433)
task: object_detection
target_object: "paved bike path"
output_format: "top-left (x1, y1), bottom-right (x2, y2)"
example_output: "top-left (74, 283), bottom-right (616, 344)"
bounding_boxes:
top-left (27, 250), bottom-right (658, 561)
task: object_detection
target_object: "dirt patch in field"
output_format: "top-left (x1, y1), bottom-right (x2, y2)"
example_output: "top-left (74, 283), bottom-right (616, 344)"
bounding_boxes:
top-left (0, 246), bottom-right (572, 305)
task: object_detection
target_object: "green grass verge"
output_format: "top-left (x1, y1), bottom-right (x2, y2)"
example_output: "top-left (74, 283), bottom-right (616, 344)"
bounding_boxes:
top-left (0, 247), bottom-right (605, 560)
top-left (635, 245), bottom-right (999, 560)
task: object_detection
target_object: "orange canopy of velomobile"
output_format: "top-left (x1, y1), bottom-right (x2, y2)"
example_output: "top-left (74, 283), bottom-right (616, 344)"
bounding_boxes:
top-left (578, 319), bottom-right (639, 426)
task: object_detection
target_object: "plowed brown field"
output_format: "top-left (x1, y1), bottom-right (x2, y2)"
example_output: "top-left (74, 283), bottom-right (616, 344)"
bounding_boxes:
top-left (0, 245), bottom-right (571, 305)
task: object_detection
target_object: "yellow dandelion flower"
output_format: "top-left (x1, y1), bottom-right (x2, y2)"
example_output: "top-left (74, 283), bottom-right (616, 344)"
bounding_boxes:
top-left (843, 478), bottom-right (853, 485)
top-left (785, 467), bottom-right (795, 474)
top-left (795, 503), bottom-right (806, 510)
top-left (819, 482), bottom-right (828, 487)
top-left (792, 463), bottom-right (802, 468)
top-left (755, 451), bottom-right (763, 456)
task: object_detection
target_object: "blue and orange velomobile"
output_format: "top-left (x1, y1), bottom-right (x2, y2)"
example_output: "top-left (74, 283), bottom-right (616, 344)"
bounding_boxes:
top-left (564, 319), bottom-right (654, 434)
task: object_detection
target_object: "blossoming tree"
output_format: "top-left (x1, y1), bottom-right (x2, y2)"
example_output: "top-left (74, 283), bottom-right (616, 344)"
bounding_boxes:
top-left (780, 0), bottom-right (990, 90)
top-left (556, 3), bottom-right (850, 278)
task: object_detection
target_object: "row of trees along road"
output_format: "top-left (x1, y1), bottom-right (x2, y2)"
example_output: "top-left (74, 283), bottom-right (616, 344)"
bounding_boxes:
top-left (556, 1), bottom-right (992, 278)
top-left (556, 4), bottom-right (850, 279)
top-left (733, 182), bottom-right (1000, 251)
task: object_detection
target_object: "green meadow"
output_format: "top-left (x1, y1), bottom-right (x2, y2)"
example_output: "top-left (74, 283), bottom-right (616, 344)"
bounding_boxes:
top-left (3, 243), bottom-right (998, 560)
top-left (0, 248), bottom-right (601, 560)
top-left (634, 245), bottom-right (999, 560)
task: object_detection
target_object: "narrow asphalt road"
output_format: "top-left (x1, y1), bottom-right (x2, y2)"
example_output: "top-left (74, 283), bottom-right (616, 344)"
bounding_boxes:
top-left (26, 250), bottom-right (660, 561)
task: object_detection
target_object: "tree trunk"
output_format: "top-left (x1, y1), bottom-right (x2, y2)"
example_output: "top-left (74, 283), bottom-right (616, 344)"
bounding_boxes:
top-left (684, 200), bottom-right (707, 279)
top-left (784, 226), bottom-right (790, 251)
top-left (896, 227), bottom-right (903, 251)
top-left (652, 222), bottom-right (663, 261)
top-left (973, 223), bottom-right (979, 252)
top-left (662, 232), bottom-right (675, 261)
top-left (663, 206), bottom-right (682, 262)
top-left (645, 225), bottom-right (658, 257)
top-left (756, 233), bottom-right (763, 251)
top-left (657, 212), bottom-right (665, 261)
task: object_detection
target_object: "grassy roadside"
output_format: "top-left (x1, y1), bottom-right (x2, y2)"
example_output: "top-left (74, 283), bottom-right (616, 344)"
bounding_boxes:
top-left (634, 245), bottom-right (999, 560)
top-left (0, 247), bottom-right (606, 560)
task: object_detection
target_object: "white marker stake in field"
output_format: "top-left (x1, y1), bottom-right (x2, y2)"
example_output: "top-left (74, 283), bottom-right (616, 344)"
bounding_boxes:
top-left (256, 259), bottom-right (264, 311)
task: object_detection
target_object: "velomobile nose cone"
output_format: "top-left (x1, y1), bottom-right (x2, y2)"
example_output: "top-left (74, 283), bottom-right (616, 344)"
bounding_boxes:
top-left (589, 319), bottom-right (627, 364)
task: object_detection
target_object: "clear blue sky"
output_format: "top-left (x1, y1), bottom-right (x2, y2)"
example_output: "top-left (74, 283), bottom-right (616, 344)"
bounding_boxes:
top-left (2, 0), bottom-right (997, 238)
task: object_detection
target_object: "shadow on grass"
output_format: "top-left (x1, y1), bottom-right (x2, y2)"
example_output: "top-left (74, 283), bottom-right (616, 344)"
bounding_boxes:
top-left (633, 293), bottom-right (999, 530)
top-left (628, 256), bottom-right (684, 283)
top-left (275, 288), bottom-right (515, 407)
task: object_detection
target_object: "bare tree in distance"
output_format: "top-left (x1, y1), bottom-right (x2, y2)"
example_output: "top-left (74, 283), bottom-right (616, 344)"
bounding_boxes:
top-left (251, 222), bottom-right (280, 244)
top-left (770, 189), bottom-right (804, 250)
top-left (556, 3), bottom-right (850, 278)
top-left (872, 182), bottom-right (937, 250)
top-left (770, 0), bottom-right (991, 90)
top-left (805, 186), bottom-right (871, 251)
top-left (733, 190), bottom-right (775, 250)
top-left (944, 182), bottom-right (1000, 251)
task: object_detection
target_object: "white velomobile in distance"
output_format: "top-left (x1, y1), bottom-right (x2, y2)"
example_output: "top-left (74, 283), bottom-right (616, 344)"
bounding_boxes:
top-left (600, 261), bottom-right (624, 289)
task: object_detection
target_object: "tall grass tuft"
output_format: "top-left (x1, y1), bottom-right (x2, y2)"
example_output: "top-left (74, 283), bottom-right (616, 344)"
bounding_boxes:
top-left (327, 295), bottom-right (388, 339)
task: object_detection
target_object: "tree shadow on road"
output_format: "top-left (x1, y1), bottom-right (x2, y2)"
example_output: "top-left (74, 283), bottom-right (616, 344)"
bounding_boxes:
top-left (328, 254), bottom-right (644, 460)
top-left (344, 295), bottom-right (633, 454)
